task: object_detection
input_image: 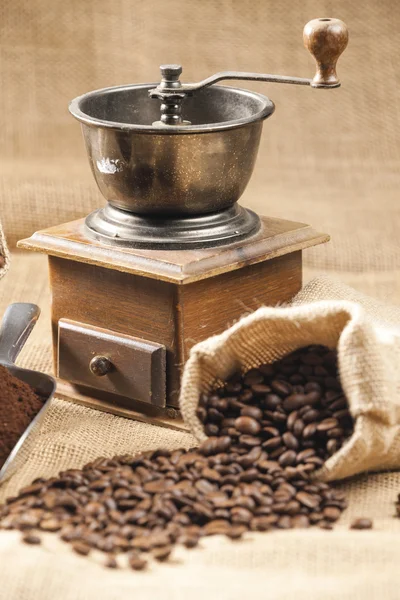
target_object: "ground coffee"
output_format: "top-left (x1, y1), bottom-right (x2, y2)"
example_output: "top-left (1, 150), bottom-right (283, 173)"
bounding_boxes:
top-left (0, 365), bottom-right (45, 469)
top-left (0, 345), bottom-right (352, 570)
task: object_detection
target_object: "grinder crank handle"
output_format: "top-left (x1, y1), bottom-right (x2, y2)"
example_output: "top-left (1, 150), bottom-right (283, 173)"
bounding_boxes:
top-left (151, 18), bottom-right (349, 98)
top-left (0, 303), bottom-right (40, 365)
top-left (303, 18), bottom-right (349, 88)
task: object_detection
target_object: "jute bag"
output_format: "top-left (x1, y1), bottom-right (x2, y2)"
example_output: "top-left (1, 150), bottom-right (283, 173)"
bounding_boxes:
top-left (181, 276), bottom-right (400, 482)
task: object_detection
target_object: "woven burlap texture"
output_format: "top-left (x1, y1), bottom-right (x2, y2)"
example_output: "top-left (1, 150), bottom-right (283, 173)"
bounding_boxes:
top-left (181, 276), bottom-right (400, 482)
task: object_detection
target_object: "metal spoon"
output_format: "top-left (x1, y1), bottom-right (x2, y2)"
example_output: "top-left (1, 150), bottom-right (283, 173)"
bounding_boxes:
top-left (0, 303), bottom-right (56, 484)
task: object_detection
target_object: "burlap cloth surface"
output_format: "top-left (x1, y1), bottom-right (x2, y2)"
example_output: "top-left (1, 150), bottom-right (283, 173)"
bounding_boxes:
top-left (0, 254), bottom-right (398, 598)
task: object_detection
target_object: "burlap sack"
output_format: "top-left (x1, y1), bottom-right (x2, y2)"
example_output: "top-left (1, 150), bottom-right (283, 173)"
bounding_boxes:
top-left (181, 276), bottom-right (400, 482)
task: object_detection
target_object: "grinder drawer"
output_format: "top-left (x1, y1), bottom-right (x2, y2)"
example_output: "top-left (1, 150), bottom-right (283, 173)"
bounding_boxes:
top-left (58, 319), bottom-right (166, 407)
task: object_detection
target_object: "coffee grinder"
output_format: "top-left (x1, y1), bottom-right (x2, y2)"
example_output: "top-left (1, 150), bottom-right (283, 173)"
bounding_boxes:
top-left (19, 18), bottom-right (348, 430)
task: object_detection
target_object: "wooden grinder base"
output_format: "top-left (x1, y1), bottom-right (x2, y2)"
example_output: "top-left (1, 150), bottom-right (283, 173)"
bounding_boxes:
top-left (19, 215), bottom-right (328, 424)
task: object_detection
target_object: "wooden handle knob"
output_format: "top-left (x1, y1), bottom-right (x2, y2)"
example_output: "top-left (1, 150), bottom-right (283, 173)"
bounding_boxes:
top-left (303, 18), bottom-right (348, 88)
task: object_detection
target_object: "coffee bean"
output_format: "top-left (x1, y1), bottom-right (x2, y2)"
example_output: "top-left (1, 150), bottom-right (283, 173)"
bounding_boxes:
top-left (350, 518), bottom-right (373, 530)
top-left (239, 468), bottom-right (260, 483)
top-left (198, 437), bottom-right (219, 456)
top-left (304, 381), bottom-right (322, 393)
top-left (269, 447), bottom-right (286, 460)
top-left (302, 423), bottom-right (318, 439)
top-left (332, 409), bottom-right (351, 421)
top-left (22, 533), bottom-right (41, 545)
top-left (296, 492), bottom-right (320, 509)
top-left (272, 410), bottom-right (287, 425)
top-left (271, 380), bottom-right (292, 396)
top-left (250, 516), bottom-right (272, 531)
top-left (293, 419), bottom-right (305, 437)
top-left (326, 439), bottom-right (338, 455)
top-left (241, 406), bottom-right (263, 420)
top-left (286, 411), bottom-right (298, 430)
top-left (204, 424), bottom-right (219, 437)
top-left (239, 390), bottom-right (253, 403)
top-left (326, 428), bottom-right (344, 439)
top-left (235, 416), bottom-right (261, 436)
top-left (181, 535), bottom-right (199, 548)
top-left (251, 384), bottom-right (271, 396)
top-left (204, 520), bottom-right (230, 535)
top-left (244, 372), bottom-right (264, 386)
top-left (195, 479), bottom-right (216, 495)
top-left (39, 518), bottom-right (61, 532)
top-left (236, 446), bottom-right (263, 469)
top-left (196, 407), bottom-right (207, 422)
top-left (152, 545), bottom-right (173, 561)
top-left (201, 468), bottom-right (221, 483)
top-left (316, 418), bottom-right (339, 432)
top-left (72, 541), bottom-right (91, 556)
top-left (283, 394), bottom-right (308, 412)
top-left (129, 556), bottom-right (148, 570)
top-left (296, 449), bottom-right (315, 463)
top-left (226, 382), bottom-right (243, 394)
top-left (261, 436), bottom-right (281, 450)
top-left (302, 409), bottom-right (321, 424)
top-left (323, 507), bottom-right (342, 522)
top-left (329, 396), bottom-right (347, 411)
top-left (304, 391), bottom-right (322, 405)
top-left (207, 408), bottom-right (224, 423)
top-left (226, 525), bottom-right (247, 539)
top-left (276, 515), bottom-right (292, 529)
top-left (306, 456), bottom-right (325, 467)
top-left (278, 450), bottom-right (297, 467)
top-left (263, 394), bottom-right (282, 410)
top-left (262, 426), bottom-right (280, 438)
top-left (319, 520), bottom-right (333, 530)
top-left (239, 435), bottom-right (262, 447)
top-left (282, 432), bottom-right (299, 451)
top-left (291, 515), bottom-right (310, 528)
top-left (105, 555), bottom-right (118, 568)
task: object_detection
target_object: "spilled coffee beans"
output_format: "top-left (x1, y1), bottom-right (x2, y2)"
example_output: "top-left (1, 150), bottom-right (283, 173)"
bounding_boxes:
top-left (0, 345), bottom-right (352, 569)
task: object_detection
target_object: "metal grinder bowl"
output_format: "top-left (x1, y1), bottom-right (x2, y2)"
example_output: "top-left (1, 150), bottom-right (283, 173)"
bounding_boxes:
top-left (69, 84), bottom-right (274, 216)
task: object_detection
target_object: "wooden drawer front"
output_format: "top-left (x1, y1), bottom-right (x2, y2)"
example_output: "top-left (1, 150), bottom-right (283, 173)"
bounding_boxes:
top-left (58, 319), bottom-right (166, 407)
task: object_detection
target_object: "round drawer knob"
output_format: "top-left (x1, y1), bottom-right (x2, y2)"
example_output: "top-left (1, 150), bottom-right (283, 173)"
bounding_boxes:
top-left (89, 355), bottom-right (113, 376)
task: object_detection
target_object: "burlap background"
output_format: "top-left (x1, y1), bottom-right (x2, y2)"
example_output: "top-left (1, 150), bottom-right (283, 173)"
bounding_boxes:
top-left (0, 0), bottom-right (400, 596)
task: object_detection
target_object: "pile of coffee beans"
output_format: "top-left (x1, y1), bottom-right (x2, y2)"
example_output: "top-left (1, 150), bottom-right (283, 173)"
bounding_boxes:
top-left (0, 346), bottom-right (352, 569)
top-left (197, 344), bottom-right (353, 466)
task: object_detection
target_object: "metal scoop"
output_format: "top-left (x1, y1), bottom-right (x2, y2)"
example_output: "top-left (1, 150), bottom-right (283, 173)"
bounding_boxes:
top-left (0, 303), bottom-right (56, 484)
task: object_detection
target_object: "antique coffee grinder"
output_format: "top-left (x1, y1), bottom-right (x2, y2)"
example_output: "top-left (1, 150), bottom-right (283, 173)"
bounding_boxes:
top-left (19, 18), bottom-right (348, 429)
